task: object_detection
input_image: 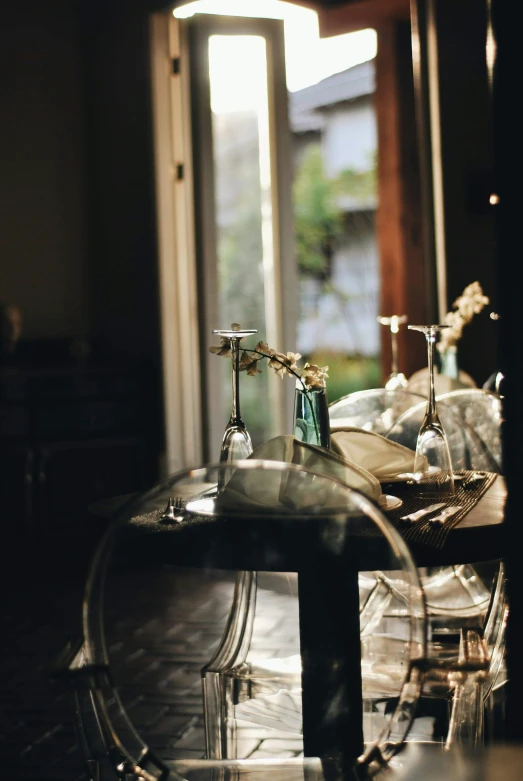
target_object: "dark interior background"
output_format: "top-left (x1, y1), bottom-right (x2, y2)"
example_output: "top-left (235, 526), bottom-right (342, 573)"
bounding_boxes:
top-left (0, 0), bottom-right (522, 743)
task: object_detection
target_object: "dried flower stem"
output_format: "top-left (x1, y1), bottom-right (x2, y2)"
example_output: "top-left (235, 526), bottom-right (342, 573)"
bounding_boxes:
top-left (210, 328), bottom-right (330, 447)
top-left (246, 347), bottom-right (325, 443)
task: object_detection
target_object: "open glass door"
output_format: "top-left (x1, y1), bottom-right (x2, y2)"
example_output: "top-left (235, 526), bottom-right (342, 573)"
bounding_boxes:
top-left (185, 14), bottom-right (296, 460)
top-left (152, 6), bottom-right (380, 471)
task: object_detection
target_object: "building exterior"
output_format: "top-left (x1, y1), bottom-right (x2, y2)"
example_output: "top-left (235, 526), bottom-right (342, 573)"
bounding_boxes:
top-left (289, 58), bottom-right (379, 357)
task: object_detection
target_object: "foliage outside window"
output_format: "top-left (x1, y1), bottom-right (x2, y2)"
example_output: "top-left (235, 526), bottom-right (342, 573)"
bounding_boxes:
top-left (293, 143), bottom-right (379, 403)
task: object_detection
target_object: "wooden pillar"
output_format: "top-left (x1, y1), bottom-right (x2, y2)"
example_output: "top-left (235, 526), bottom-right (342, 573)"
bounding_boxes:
top-left (433, 0), bottom-right (498, 386)
top-left (491, 0), bottom-right (523, 742)
top-left (375, 21), bottom-right (428, 382)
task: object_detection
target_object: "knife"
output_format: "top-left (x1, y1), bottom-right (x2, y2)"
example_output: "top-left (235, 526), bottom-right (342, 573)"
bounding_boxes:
top-left (429, 505), bottom-right (463, 525)
top-left (400, 502), bottom-right (446, 523)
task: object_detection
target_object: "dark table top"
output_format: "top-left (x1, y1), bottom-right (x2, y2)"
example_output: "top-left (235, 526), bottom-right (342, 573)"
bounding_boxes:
top-left (89, 476), bottom-right (506, 570)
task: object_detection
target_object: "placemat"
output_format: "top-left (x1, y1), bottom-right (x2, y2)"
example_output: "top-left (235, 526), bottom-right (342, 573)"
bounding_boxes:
top-left (117, 472), bottom-right (498, 553)
top-left (382, 470), bottom-right (498, 548)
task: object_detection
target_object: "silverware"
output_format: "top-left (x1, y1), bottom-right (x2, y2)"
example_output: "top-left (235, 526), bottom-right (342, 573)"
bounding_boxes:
top-left (394, 472), bottom-right (465, 484)
top-left (400, 502), bottom-right (446, 523)
top-left (429, 505), bottom-right (463, 525)
top-left (462, 472), bottom-right (487, 490)
top-left (159, 496), bottom-right (185, 524)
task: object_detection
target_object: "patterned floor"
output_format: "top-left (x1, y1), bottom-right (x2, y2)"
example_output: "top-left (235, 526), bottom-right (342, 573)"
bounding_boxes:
top-left (0, 559), bottom-right (303, 780)
top-left (0, 550), bottom-right (507, 780)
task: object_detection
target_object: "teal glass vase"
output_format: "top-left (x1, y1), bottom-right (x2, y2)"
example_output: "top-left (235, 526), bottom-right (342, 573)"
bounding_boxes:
top-left (438, 344), bottom-right (459, 380)
top-left (293, 383), bottom-right (331, 449)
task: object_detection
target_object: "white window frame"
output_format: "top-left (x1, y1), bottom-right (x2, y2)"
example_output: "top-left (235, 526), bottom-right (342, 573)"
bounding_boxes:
top-left (150, 13), bottom-right (203, 475)
top-left (150, 11), bottom-right (296, 468)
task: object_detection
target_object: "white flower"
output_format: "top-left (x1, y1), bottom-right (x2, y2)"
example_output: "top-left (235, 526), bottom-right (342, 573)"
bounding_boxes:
top-left (209, 337), bottom-right (231, 357)
top-left (268, 351), bottom-right (289, 378)
top-left (438, 281), bottom-right (489, 351)
top-left (302, 363), bottom-right (329, 389)
top-left (254, 340), bottom-right (272, 357)
top-left (284, 352), bottom-right (302, 374)
top-left (210, 325), bottom-right (328, 392)
top-left (239, 350), bottom-right (262, 376)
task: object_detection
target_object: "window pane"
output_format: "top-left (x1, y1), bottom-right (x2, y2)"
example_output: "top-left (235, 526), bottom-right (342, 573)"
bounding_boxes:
top-left (209, 35), bottom-right (276, 446)
top-left (290, 59), bottom-right (380, 403)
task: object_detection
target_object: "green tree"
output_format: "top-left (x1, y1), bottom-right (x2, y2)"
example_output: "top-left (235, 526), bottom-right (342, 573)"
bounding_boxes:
top-left (293, 145), bottom-right (377, 277)
top-left (293, 144), bottom-right (344, 276)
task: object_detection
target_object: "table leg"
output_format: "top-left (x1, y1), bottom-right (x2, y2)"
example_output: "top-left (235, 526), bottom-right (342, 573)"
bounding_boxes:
top-left (298, 562), bottom-right (363, 775)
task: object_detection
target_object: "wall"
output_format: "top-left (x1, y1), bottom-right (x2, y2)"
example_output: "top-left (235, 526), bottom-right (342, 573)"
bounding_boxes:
top-left (322, 98), bottom-right (377, 177)
top-left (0, 0), bottom-right (89, 340)
top-left (0, 0), bottom-right (164, 370)
top-left (78, 0), bottom-right (163, 365)
top-left (0, 0), bottom-right (165, 470)
top-left (436, 0), bottom-right (498, 386)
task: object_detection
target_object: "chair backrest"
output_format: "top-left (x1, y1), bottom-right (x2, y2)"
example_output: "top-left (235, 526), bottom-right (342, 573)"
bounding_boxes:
top-left (70, 460), bottom-right (428, 777)
top-left (406, 366), bottom-right (477, 396)
top-left (384, 397), bottom-right (502, 474)
top-left (435, 389), bottom-right (503, 473)
top-left (329, 388), bottom-right (426, 435)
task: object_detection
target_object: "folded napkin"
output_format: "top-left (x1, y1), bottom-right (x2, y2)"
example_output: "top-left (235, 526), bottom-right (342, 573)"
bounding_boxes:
top-left (251, 435), bottom-right (382, 500)
top-left (214, 435), bottom-right (382, 516)
top-left (329, 426), bottom-right (427, 483)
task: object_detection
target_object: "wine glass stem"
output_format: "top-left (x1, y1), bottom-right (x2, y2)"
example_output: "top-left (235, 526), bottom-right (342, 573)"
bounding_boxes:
top-left (426, 330), bottom-right (437, 417)
top-left (230, 337), bottom-right (241, 425)
top-left (391, 330), bottom-right (399, 375)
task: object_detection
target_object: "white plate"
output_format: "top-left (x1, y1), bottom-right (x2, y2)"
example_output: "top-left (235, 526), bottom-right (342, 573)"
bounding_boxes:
top-left (186, 493), bottom-right (405, 516)
top-left (185, 495), bottom-right (217, 517)
top-left (381, 465), bottom-right (441, 484)
top-left (379, 494), bottom-right (403, 511)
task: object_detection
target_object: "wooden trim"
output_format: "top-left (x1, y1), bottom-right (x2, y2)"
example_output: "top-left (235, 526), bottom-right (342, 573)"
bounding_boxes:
top-left (375, 21), bottom-right (427, 380)
top-left (318, 0), bottom-right (410, 37)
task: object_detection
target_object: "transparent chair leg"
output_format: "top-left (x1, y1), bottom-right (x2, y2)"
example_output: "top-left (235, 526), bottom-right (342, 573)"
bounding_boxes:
top-left (445, 627), bottom-right (488, 750)
top-left (360, 574), bottom-right (394, 638)
top-left (73, 688), bottom-right (120, 781)
top-left (446, 675), bottom-right (485, 750)
top-left (485, 679), bottom-right (507, 742)
top-left (202, 570), bottom-right (258, 759)
top-left (60, 643), bottom-right (122, 781)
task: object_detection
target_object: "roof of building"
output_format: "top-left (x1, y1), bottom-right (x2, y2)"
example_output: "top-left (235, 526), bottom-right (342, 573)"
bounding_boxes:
top-left (289, 58), bottom-right (375, 134)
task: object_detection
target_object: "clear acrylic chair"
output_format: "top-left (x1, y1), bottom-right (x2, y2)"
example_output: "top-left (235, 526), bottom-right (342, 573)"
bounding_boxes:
top-left (362, 561), bottom-right (508, 750)
top-left (329, 387), bottom-right (426, 436)
top-left (59, 460), bottom-right (429, 779)
top-left (329, 389), bottom-right (501, 622)
top-left (327, 386), bottom-right (507, 746)
top-left (383, 392), bottom-right (506, 745)
top-left (406, 365), bottom-right (477, 396)
top-left (436, 389), bottom-right (503, 473)
top-left (384, 392), bottom-right (503, 611)
top-left (385, 397), bottom-right (501, 475)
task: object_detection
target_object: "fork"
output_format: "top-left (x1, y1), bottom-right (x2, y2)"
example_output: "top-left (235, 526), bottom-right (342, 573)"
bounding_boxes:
top-left (159, 496), bottom-right (185, 524)
top-left (462, 472), bottom-right (487, 490)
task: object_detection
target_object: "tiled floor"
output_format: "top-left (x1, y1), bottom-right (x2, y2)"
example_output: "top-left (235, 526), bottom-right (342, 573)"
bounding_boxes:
top-left (0, 556), bottom-right (303, 780)
top-left (0, 548), bottom-right (507, 780)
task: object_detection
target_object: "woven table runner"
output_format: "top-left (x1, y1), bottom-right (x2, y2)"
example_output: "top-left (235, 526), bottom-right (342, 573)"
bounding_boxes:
top-left (381, 470), bottom-right (498, 548)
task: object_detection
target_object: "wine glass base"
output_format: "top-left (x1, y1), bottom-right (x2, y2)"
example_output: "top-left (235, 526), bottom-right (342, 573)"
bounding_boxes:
top-left (213, 329), bottom-right (258, 339)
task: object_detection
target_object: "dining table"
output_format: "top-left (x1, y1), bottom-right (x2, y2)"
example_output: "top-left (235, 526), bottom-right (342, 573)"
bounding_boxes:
top-left (89, 470), bottom-right (506, 777)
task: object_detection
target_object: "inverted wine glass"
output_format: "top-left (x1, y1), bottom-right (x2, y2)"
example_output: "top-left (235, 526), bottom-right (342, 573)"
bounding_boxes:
top-left (377, 314), bottom-right (408, 390)
top-left (214, 327), bottom-right (257, 464)
top-left (408, 324), bottom-right (455, 496)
